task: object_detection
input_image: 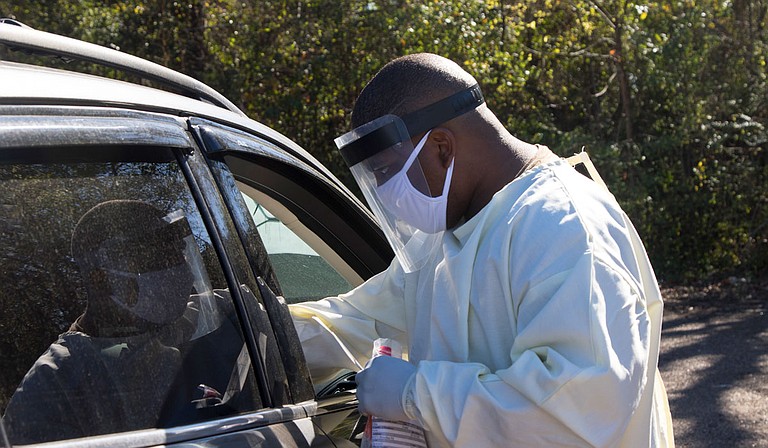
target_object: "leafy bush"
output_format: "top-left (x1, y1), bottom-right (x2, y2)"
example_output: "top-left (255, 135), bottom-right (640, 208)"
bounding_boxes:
top-left (2, 0), bottom-right (765, 284)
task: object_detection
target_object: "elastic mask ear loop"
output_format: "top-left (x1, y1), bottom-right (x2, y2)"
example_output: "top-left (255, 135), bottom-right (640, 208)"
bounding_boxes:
top-left (441, 157), bottom-right (455, 198)
top-left (411, 130), bottom-right (453, 201)
top-left (401, 131), bottom-right (432, 173)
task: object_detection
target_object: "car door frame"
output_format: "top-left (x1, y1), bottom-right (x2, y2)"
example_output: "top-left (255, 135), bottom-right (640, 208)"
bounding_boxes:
top-left (190, 118), bottom-right (394, 443)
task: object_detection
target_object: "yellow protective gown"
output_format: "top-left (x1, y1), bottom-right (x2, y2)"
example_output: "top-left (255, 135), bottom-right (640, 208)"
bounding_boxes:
top-left (291, 159), bottom-right (674, 447)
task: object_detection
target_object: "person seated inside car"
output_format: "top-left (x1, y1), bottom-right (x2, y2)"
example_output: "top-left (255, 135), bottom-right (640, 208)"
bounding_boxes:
top-left (2, 200), bottom-right (199, 444)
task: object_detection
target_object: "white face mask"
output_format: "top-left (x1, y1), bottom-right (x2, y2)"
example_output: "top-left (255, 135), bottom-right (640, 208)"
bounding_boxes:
top-left (106, 264), bottom-right (192, 325)
top-left (376, 131), bottom-right (454, 234)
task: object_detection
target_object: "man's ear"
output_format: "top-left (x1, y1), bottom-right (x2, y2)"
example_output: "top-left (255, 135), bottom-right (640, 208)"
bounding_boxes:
top-left (429, 127), bottom-right (456, 169)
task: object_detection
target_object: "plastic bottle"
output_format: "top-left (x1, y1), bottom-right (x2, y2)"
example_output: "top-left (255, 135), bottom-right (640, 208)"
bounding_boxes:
top-left (360, 338), bottom-right (428, 448)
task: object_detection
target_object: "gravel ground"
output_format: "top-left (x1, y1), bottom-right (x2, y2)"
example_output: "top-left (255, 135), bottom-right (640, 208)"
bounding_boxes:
top-left (658, 279), bottom-right (768, 448)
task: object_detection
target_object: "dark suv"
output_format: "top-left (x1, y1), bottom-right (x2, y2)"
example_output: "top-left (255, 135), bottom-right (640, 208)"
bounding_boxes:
top-left (0, 20), bottom-right (392, 447)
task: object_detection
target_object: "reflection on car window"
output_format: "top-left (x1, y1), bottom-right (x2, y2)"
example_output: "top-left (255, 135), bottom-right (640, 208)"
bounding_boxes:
top-left (240, 193), bottom-right (353, 303)
top-left (0, 153), bottom-right (262, 444)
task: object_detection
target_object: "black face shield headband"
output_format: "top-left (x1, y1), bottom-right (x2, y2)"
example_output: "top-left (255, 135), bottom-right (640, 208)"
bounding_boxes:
top-left (338, 84), bottom-right (485, 167)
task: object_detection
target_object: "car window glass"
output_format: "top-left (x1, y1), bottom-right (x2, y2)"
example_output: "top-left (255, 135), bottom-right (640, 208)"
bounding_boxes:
top-left (183, 148), bottom-right (294, 406)
top-left (239, 191), bottom-right (355, 303)
top-left (0, 149), bottom-right (262, 445)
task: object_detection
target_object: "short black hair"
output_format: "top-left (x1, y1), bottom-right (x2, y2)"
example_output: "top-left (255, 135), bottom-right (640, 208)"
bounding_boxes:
top-left (351, 53), bottom-right (477, 128)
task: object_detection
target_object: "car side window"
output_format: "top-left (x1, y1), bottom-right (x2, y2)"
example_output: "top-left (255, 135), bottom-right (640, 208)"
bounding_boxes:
top-left (191, 121), bottom-right (372, 305)
top-left (240, 192), bottom-right (355, 303)
top-left (0, 147), bottom-right (262, 444)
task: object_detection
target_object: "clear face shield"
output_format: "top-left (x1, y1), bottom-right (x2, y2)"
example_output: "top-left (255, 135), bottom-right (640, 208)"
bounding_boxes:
top-left (335, 84), bottom-right (484, 272)
top-left (165, 211), bottom-right (223, 340)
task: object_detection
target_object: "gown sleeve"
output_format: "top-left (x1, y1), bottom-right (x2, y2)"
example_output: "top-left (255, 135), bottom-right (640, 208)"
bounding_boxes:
top-left (289, 259), bottom-right (409, 387)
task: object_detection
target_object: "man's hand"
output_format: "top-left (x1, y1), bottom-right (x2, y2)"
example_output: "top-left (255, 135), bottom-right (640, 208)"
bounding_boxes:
top-left (355, 355), bottom-right (416, 422)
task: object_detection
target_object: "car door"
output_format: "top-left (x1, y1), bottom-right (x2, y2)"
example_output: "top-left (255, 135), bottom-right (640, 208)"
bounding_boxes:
top-left (189, 118), bottom-right (393, 445)
top-left (0, 108), bottom-right (357, 447)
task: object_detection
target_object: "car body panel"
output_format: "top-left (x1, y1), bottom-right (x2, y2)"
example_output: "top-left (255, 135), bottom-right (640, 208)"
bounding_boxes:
top-left (0, 110), bottom-right (193, 150)
top-left (0, 59), bottom-right (349, 199)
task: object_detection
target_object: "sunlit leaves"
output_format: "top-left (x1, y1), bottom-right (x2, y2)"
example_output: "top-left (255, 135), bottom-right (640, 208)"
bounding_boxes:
top-left (3, 0), bottom-right (766, 281)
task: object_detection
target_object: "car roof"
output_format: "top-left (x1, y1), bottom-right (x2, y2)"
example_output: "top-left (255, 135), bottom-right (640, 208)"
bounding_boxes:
top-left (0, 21), bottom-right (348, 193)
top-left (0, 59), bottom-right (243, 118)
top-left (0, 19), bottom-right (239, 112)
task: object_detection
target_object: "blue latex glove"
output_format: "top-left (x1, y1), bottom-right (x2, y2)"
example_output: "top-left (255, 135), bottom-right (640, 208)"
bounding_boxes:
top-left (355, 355), bottom-right (416, 422)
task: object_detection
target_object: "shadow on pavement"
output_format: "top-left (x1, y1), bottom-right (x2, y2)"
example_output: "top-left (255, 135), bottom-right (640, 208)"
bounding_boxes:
top-left (659, 303), bottom-right (768, 448)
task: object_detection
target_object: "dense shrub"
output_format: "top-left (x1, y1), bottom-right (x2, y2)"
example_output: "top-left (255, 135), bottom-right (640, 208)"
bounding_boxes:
top-left (2, 0), bottom-right (766, 283)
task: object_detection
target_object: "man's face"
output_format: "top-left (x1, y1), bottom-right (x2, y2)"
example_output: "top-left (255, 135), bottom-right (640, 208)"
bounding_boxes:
top-left (101, 237), bottom-right (184, 289)
top-left (367, 139), bottom-right (433, 196)
top-left (102, 237), bottom-right (187, 275)
top-left (94, 229), bottom-right (192, 313)
top-left (368, 147), bottom-right (406, 186)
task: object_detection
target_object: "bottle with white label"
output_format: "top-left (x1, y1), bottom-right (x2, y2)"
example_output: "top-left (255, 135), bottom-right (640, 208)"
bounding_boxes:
top-left (360, 338), bottom-right (428, 448)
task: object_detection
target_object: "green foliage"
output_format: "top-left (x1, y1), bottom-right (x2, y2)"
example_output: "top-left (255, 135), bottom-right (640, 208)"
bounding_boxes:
top-left (1, 0), bottom-right (766, 283)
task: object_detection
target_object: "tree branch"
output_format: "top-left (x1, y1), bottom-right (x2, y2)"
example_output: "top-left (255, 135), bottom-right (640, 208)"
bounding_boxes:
top-left (581, 0), bottom-right (616, 29)
top-left (593, 70), bottom-right (618, 97)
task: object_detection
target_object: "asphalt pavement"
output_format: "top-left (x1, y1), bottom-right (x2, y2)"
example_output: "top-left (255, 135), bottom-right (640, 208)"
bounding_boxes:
top-left (658, 281), bottom-right (768, 447)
